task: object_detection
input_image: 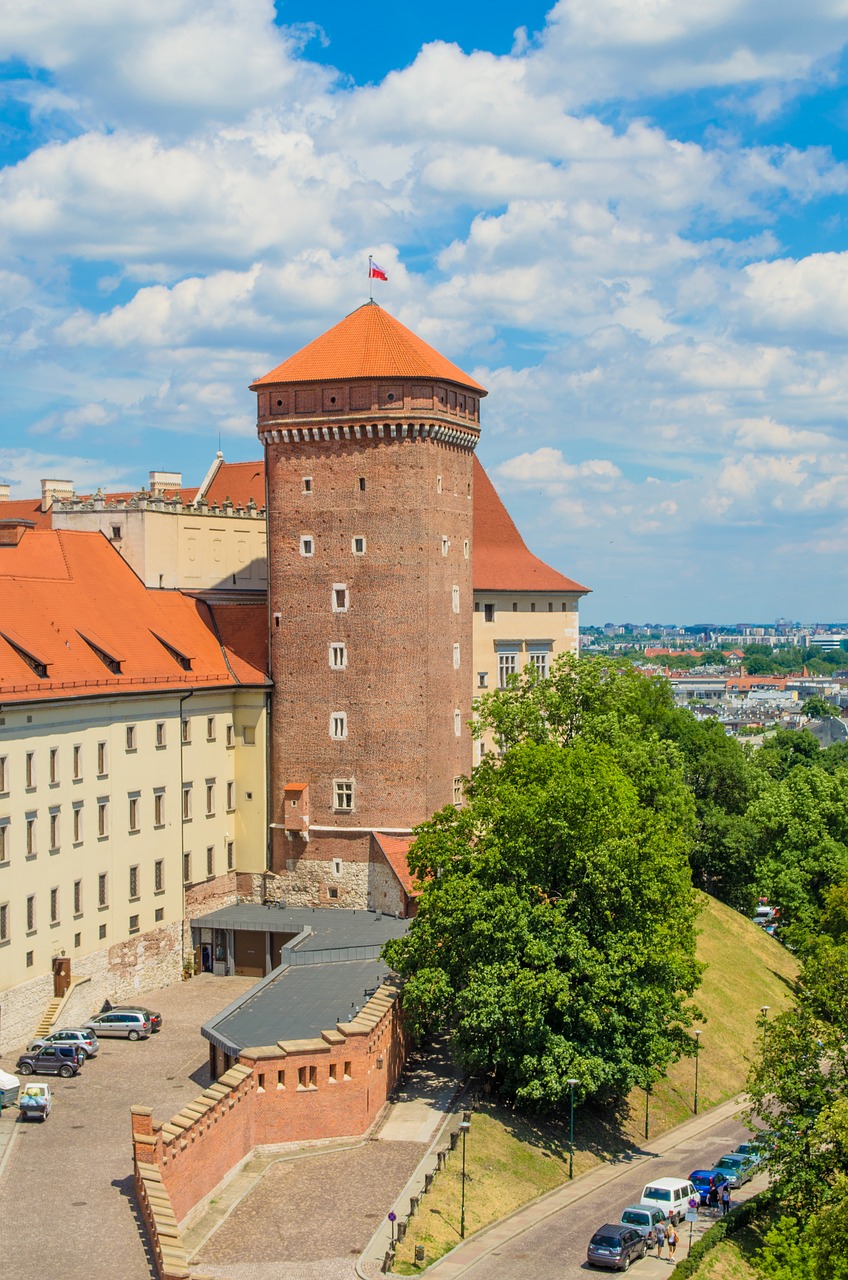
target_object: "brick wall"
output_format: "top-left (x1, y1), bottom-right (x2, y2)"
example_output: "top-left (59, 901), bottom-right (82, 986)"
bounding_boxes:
top-left (131, 980), bottom-right (405, 1226)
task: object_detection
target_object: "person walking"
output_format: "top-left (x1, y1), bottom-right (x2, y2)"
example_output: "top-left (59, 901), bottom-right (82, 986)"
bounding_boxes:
top-left (721, 1184), bottom-right (731, 1216)
top-left (708, 1182), bottom-right (719, 1216)
top-left (667, 1222), bottom-right (679, 1261)
top-left (655, 1218), bottom-right (667, 1258)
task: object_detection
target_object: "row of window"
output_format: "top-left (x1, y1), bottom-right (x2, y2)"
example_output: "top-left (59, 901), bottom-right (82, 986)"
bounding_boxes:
top-left (0, 780), bottom-right (236, 860)
top-left (256, 1061), bottom-right (353, 1091)
top-left (0, 719), bottom-right (237, 794)
top-left (477, 601), bottom-right (571, 621)
top-left (298, 536), bottom-right (471, 562)
top-left (298, 473), bottom-right (470, 498)
top-left (184, 842), bottom-right (235, 884)
top-left (478, 650), bottom-right (550, 690)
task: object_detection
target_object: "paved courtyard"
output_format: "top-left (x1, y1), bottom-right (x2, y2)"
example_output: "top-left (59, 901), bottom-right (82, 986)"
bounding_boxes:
top-left (0, 973), bottom-right (255, 1280)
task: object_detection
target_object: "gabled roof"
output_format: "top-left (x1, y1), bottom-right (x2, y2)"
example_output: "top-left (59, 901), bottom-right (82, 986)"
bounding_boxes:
top-left (0, 528), bottom-right (268, 703)
top-left (251, 302), bottom-right (486, 393)
top-left (372, 832), bottom-right (419, 896)
top-left (472, 457), bottom-right (589, 595)
top-left (203, 461), bottom-right (266, 509)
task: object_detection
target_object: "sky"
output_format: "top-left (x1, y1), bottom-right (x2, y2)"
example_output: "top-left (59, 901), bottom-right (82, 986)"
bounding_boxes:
top-left (3, 1), bottom-right (848, 624)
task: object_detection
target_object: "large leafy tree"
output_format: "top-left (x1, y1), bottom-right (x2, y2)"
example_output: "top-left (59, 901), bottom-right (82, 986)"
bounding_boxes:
top-left (384, 658), bottom-right (702, 1109)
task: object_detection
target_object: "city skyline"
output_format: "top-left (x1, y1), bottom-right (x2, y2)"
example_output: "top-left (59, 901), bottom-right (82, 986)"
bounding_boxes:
top-left (3, 0), bottom-right (848, 623)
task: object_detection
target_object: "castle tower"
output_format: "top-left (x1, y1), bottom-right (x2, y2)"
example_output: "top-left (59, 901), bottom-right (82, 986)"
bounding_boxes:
top-left (251, 302), bottom-right (487, 911)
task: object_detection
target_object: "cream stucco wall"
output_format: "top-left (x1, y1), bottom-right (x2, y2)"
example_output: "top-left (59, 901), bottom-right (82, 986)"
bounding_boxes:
top-left (0, 686), bottom-right (267, 1048)
top-left (471, 591), bottom-right (582, 760)
top-left (52, 502), bottom-right (268, 592)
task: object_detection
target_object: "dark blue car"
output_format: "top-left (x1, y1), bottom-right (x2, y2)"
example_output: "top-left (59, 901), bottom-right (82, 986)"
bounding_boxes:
top-left (689, 1169), bottom-right (729, 1205)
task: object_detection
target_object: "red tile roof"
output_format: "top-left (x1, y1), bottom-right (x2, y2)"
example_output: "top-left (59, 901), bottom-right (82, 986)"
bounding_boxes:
top-left (206, 601), bottom-right (268, 680)
top-left (472, 457), bottom-right (589, 594)
top-left (0, 528), bottom-right (268, 703)
top-left (251, 302), bottom-right (486, 393)
top-left (203, 462), bottom-right (266, 509)
top-left (0, 499), bottom-right (52, 528)
top-left (372, 832), bottom-right (419, 896)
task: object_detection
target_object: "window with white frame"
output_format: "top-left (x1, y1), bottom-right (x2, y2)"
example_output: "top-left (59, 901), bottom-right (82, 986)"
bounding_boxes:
top-left (330, 642), bottom-right (347, 670)
top-left (156, 721), bottom-right (166, 747)
top-left (49, 809), bottom-right (59, 850)
top-left (25, 751), bottom-right (35, 788)
top-left (452, 586), bottom-right (460, 613)
top-left (73, 803), bottom-right (83, 843)
top-left (441, 535), bottom-right (449, 557)
top-left (154, 789), bottom-right (165, 826)
top-left (182, 783), bottom-right (192, 821)
top-left (205, 780), bottom-right (215, 816)
top-left (226, 780), bottom-right (235, 811)
top-left (181, 718), bottom-right (191, 744)
top-left (226, 722), bottom-right (234, 747)
top-left (72, 745), bottom-right (82, 779)
top-left (129, 793), bottom-right (140, 832)
top-left (453, 777), bottom-right (463, 806)
top-left (332, 584), bottom-right (348, 612)
top-left (437, 475), bottom-right (442, 493)
top-left (300, 535), bottom-right (314, 557)
top-left (454, 709), bottom-right (462, 736)
top-left (126, 724), bottom-right (136, 750)
top-left (26, 814), bottom-right (36, 856)
top-left (97, 741), bottom-right (108, 776)
top-left (207, 716), bottom-right (216, 740)
top-left (49, 747), bottom-right (59, 783)
top-left (463, 539), bottom-right (469, 559)
top-left (97, 799), bottom-right (108, 837)
top-left (478, 671), bottom-right (488, 688)
top-left (453, 643), bottom-right (460, 670)
top-left (528, 649), bottom-right (549, 679)
top-left (330, 712), bottom-right (347, 740)
top-left (352, 536), bottom-right (366, 555)
top-left (333, 779), bottom-right (354, 811)
top-left (498, 651), bottom-right (517, 687)
top-left (302, 476), bottom-right (313, 493)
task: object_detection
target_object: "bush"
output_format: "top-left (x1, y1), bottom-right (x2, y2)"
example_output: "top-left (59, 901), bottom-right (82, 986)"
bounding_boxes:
top-left (672, 1191), bottom-right (772, 1278)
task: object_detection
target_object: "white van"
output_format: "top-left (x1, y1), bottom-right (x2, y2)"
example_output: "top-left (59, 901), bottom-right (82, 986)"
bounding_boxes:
top-left (640, 1177), bottom-right (697, 1224)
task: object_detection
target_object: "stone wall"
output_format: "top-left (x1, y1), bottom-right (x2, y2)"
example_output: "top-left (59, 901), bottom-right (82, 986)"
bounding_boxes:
top-left (0, 919), bottom-right (182, 1054)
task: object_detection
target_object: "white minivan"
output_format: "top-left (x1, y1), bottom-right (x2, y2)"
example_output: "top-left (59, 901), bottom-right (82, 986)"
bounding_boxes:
top-left (640, 1177), bottom-right (698, 1224)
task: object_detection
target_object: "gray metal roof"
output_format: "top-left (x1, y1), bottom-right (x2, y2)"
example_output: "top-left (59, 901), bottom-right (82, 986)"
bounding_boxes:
top-left (190, 903), bottom-right (408, 952)
top-left (202, 958), bottom-right (395, 1056)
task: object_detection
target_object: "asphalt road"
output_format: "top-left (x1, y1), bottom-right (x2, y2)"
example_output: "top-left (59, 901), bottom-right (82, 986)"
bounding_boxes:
top-left (444, 1113), bottom-right (755, 1280)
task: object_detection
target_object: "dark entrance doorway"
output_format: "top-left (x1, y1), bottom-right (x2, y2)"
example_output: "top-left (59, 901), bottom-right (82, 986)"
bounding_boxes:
top-left (233, 930), bottom-right (265, 977)
top-left (53, 956), bottom-right (71, 997)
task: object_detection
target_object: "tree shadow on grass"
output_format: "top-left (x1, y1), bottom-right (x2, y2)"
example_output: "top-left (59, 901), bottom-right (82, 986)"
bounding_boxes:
top-left (470, 1092), bottom-right (641, 1168)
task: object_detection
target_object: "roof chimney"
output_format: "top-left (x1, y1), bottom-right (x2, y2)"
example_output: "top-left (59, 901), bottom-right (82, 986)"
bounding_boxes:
top-left (149, 471), bottom-right (182, 496)
top-left (41, 479), bottom-right (74, 512)
top-left (0, 483), bottom-right (10, 502)
top-left (0, 518), bottom-right (35, 546)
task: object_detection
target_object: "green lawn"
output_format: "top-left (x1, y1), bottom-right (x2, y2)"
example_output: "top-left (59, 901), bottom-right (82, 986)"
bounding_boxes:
top-left (392, 893), bottom-right (797, 1273)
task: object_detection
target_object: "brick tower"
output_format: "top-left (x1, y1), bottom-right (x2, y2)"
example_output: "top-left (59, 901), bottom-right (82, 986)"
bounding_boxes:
top-left (251, 302), bottom-right (487, 912)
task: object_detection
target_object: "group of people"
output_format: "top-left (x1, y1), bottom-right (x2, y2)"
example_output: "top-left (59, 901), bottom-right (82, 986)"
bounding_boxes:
top-left (654, 1187), bottom-right (731, 1262)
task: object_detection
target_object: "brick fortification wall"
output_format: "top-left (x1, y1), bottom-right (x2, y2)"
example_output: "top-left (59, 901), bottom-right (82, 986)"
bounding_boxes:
top-left (130, 980), bottom-right (404, 1227)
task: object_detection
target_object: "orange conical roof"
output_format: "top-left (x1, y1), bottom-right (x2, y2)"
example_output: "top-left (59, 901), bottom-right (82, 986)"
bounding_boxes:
top-left (251, 302), bottom-right (486, 393)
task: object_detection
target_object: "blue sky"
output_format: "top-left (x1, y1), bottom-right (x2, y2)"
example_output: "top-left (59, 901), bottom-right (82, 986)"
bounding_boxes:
top-left (3, 0), bottom-right (848, 623)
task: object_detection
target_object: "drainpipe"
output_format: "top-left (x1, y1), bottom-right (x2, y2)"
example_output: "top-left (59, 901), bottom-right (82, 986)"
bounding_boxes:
top-left (179, 690), bottom-right (194, 975)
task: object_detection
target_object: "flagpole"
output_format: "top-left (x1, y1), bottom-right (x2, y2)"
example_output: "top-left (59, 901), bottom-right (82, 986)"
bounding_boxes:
top-left (368, 255), bottom-right (373, 302)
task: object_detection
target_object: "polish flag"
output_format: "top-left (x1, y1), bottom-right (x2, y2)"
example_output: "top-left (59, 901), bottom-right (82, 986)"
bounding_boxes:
top-left (369, 259), bottom-right (388, 281)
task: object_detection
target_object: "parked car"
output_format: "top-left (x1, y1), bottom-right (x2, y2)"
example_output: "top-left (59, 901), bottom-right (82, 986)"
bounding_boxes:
top-left (619, 1204), bottom-right (668, 1246)
top-left (16, 1046), bottom-right (82, 1078)
top-left (19, 1082), bottom-right (52, 1120)
top-left (733, 1142), bottom-right (761, 1167)
top-left (640, 1177), bottom-right (698, 1225)
top-left (587, 1222), bottom-right (648, 1271)
top-left (689, 1169), bottom-right (730, 1205)
top-left (84, 1010), bottom-right (151, 1040)
top-left (108, 1006), bottom-right (162, 1032)
top-left (712, 1153), bottom-right (755, 1188)
top-left (27, 1028), bottom-right (99, 1060)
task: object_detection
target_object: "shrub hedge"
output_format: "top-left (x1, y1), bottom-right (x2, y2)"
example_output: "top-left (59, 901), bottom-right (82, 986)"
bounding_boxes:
top-left (672, 1190), bottom-right (772, 1278)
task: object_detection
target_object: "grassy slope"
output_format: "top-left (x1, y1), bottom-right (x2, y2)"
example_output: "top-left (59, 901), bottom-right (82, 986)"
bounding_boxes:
top-left (393, 894), bottom-right (798, 1273)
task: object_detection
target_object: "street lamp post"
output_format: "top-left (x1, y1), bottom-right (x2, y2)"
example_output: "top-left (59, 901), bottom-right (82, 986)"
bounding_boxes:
top-left (760, 1005), bottom-right (770, 1055)
top-left (567, 1079), bottom-right (579, 1180)
top-left (645, 1075), bottom-right (651, 1142)
top-left (694, 1030), bottom-right (702, 1116)
top-left (459, 1118), bottom-right (471, 1239)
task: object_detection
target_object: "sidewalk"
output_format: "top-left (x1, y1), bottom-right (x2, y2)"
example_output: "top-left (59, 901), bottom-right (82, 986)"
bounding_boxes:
top-left (0, 1102), bottom-right (21, 1183)
top-left (374, 1094), bottom-right (750, 1278)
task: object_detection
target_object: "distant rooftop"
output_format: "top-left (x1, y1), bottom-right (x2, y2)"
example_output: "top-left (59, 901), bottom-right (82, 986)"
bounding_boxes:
top-left (190, 903), bottom-right (408, 949)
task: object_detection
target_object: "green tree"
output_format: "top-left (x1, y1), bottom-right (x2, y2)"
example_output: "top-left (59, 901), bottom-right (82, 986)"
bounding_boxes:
top-left (802, 695), bottom-right (837, 719)
top-left (385, 659), bottom-right (702, 1110)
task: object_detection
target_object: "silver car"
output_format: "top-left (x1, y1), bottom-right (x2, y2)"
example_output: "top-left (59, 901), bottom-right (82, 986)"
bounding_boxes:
top-left (27, 1027), bottom-right (99, 1059)
top-left (84, 1010), bottom-right (151, 1040)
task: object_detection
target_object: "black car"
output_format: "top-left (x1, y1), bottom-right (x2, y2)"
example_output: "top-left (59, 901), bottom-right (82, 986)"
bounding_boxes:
top-left (16, 1045), bottom-right (82, 1078)
top-left (587, 1223), bottom-right (647, 1271)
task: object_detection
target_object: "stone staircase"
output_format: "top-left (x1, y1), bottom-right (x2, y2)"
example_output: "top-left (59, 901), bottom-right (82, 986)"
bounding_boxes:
top-left (33, 975), bottom-right (91, 1037)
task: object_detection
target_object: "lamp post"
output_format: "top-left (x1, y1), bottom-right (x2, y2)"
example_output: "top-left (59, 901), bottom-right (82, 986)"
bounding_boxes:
top-left (645, 1074), bottom-right (651, 1142)
top-left (693, 1030), bottom-right (702, 1116)
top-left (459, 1118), bottom-right (471, 1239)
top-left (567, 1078), bottom-right (579, 1180)
top-left (760, 1005), bottom-right (770, 1055)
